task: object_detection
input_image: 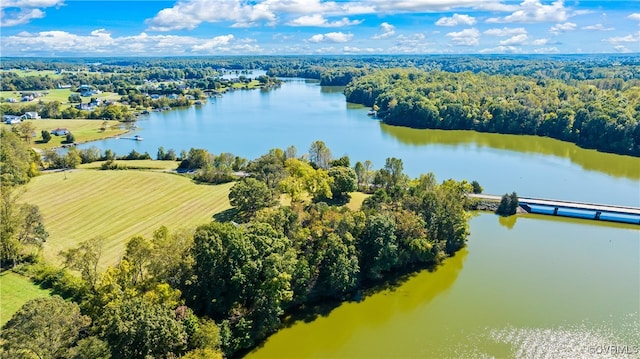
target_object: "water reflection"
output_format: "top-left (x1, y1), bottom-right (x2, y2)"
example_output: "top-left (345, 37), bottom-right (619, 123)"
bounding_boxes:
top-left (247, 248), bottom-right (469, 358)
top-left (380, 124), bottom-right (640, 180)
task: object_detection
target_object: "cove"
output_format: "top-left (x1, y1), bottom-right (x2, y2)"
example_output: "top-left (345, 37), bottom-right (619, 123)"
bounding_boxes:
top-left (75, 76), bottom-right (639, 357)
top-left (246, 213), bottom-right (639, 358)
top-left (79, 77), bottom-right (640, 207)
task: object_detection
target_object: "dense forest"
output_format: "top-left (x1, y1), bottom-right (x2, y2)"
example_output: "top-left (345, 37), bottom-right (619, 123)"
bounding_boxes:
top-left (345, 68), bottom-right (640, 156)
top-left (1, 130), bottom-right (476, 358)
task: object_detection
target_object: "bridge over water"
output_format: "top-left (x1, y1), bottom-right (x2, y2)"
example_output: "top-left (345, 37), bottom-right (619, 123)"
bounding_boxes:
top-left (469, 194), bottom-right (640, 225)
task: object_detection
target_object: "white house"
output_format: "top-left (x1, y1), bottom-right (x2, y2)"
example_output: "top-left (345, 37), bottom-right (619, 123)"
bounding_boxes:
top-left (23, 112), bottom-right (41, 119)
top-left (51, 128), bottom-right (70, 136)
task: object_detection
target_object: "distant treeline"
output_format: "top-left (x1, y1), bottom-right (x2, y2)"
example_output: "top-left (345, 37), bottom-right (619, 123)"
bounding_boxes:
top-left (3, 54), bottom-right (639, 89)
top-left (345, 68), bottom-right (640, 156)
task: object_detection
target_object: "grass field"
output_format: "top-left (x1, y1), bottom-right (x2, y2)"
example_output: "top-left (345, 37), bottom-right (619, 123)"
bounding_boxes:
top-left (1, 88), bottom-right (120, 104)
top-left (1, 119), bottom-right (129, 150)
top-left (0, 271), bottom-right (51, 326)
top-left (78, 159), bottom-right (180, 170)
top-left (346, 191), bottom-right (370, 211)
top-left (1, 69), bottom-right (63, 79)
top-left (20, 170), bottom-right (233, 268)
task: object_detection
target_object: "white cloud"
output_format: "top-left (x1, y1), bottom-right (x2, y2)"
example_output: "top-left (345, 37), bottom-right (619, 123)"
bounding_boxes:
top-left (308, 31), bottom-right (352, 43)
top-left (550, 22), bottom-right (576, 34)
top-left (486, 0), bottom-right (568, 23)
top-left (343, 46), bottom-right (379, 53)
top-left (533, 46), bottom-right (559, 53)
top-left (627, 13), bottom-right (640, 21)
top-left (0, 0), bottom-right (62, 27)
top-left (435, 13), bottom-right (476, 26)
top-left (287, 14), bottom-right (362, 27)
top-left (605, 31), bottom-right (640, 44)
top-left (581, 24), bottom-right (613, 31)
top-left (192, 34), bottom-right (235, 51)
top-left (499, 34), bottom-right (527, 45)
top-left (446, 28), bottom-right (480, 46)
top-left (146, 0), bottom-right (277, 31)
top-left (479, 45), bottom-right (521, 54)
top-left (532, 38), bottom-right (549, 45)
top-left (484, 27), bottom-right (527, 36)
top-left (0, 29), bottom-right (261, 56)
top-left (372, 0), bottom-right (516, 12)
top-left (372, 22), bottom-right (395, 39)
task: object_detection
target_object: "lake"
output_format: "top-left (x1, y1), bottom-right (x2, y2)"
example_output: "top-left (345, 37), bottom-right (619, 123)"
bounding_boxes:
top-left (79, 76), bottom-right (640, 358)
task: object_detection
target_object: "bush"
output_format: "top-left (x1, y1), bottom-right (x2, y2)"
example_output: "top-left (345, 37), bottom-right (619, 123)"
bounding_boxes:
top-left (41, 130), bottom-right (51, 143)
top-left (496, 192), bottom-right (519, 216)
top-left (65, 132), bottom-right (75, 144)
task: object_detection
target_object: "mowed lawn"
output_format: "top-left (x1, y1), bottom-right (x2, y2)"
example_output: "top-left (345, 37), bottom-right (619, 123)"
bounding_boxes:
top-left (0, 271), bottom-right (51, 326)
top-left (4, 119), bottom-right (128, 150)
top-left (21, 170), bottom-right (233, 268)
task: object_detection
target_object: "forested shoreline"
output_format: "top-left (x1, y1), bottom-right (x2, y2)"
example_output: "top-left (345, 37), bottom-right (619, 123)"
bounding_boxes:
top-left (345, 68), bottom-right (640, 156)
top-left (1, 129), bottom-right (476, 358)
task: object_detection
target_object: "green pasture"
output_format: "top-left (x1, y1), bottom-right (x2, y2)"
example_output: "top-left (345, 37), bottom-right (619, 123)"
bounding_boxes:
top-left (0, 271), bottom-right (51, 326)
top-left (2, 119), bottom-right (128, 150)
top-left (0, 89), bottom-right (121, 107)
top-left (21, 170), bottom-right (233, 268)
top-left (1, 69), bottom-right (63, 79)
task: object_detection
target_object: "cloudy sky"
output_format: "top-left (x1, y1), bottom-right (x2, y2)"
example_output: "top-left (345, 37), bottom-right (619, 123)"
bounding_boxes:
top-left (1, 0), bottom-right (639, 56)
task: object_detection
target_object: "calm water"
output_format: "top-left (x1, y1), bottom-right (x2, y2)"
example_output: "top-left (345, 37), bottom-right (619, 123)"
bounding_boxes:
top-left (79, 77), bottom-right (640, 358)
top-left (80, 78), bottom-right (640, 207)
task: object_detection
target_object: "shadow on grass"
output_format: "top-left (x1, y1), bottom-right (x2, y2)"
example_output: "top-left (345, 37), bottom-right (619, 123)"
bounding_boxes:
top-left (213, 208), bottom-right (240, 223)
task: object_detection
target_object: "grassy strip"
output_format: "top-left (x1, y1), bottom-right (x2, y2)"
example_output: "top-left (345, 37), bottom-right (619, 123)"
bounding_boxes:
top-left (78, 159), bottom-right (180, 171)
top-left (0, 271), bottom-right (51, 326)
top-left (21, 170), bottom-right (233, 268)
top-left (2, 119), bottom-right (129, 151)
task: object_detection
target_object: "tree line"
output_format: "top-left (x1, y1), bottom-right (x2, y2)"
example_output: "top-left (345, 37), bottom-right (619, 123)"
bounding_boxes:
top-left (345, 68), bottom-right (640, 156)
top-left (1, 139), bottom-right (477, 358)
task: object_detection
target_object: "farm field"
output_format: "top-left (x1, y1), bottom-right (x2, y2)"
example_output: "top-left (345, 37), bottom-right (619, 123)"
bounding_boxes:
top-left (20, 170), bottom-right (233, 268)
top-left (0, 271), bottom-right (51, 326)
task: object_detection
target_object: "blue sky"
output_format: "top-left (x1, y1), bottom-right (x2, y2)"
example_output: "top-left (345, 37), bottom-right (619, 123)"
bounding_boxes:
top-left (1, 0), bottom-right (639, 56)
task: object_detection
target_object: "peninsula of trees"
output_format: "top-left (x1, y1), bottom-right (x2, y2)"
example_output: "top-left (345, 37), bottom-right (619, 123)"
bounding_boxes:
top-left (345, 68), bottom-right (640, 156)
top-left (2, 129), bottom-right (476, 358)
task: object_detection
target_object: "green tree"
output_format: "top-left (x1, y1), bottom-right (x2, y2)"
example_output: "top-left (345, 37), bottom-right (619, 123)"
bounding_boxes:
top-left (59, 236), bottom-right (103, 291)
top-left (328, 166), bottom-right (357, 199)
top-left (65, 132), bottom-right (75, 144)
top-left (496, 192), bottom-right (519, 216)
top-left (1, 189), bottom-right (47, 267)
top-left (14, 121), bottom-right (36, 144)
top-left (1, 128), bottom-right (39, 186)
top-left (359, 213), bottom-right (398, 280)
top-left (308, 140), bottom-right (332, 169)
top-left (229, 178), bottom-right (276, 219)
top-left (67, 337), bottom-right (111, 359)
top-left (96, 297), bottom-right (187, 359)
top-left (41, 129), bottom-right (51, 143)
top-left (1, 296), bottom-right (91, 359)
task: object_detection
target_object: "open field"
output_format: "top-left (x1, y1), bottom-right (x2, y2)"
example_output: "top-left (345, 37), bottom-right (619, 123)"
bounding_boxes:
top-left (1, 119), bottom-right (129, 150)
top-left (78, 159), bottom-right (180, 170)
top-left (0, 271), bottom-right (51, 326)
top-left (1, 69), bottom-right (63, 79)
top-left (1, 89), bottom-right (121, 106)
top-left (20, 170), bottom-right (233, 268)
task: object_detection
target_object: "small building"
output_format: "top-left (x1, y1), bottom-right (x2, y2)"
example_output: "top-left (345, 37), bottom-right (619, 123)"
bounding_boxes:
top-left (23, 111), bottom-right (41, 120)
top-left (51, 128), bottom-right (70, 136)
top-left (3, 115), bottom-right (22, 124)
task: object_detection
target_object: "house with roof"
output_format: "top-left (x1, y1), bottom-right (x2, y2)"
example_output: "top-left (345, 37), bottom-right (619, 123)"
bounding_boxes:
top-left (23, 112), bottom-right (41, 119)
top-left (51, 128), bottom-right (70, 136)
top-left (3, 115), bottom-right (22, 124)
